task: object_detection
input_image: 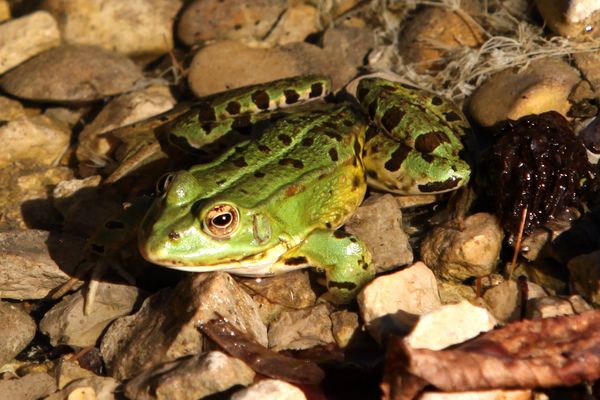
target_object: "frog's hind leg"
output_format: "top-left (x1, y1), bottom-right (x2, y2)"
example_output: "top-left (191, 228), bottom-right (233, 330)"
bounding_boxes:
top-left (282, 229), bottom-right (374, 304)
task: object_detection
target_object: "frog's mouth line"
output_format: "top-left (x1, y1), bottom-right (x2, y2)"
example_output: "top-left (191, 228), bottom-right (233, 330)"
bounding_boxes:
top-left (148, 242), bottom-right (304, 277)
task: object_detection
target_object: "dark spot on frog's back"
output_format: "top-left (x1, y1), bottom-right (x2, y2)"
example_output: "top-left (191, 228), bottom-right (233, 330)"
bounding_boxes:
top-left (226, 101), bottom-right (241, 115)
top-left (232, 157), bottom-right (247, 167)
top-left (251, 90), bottom-right (270, 110)
top-left (196, 103), bottom-right (217, 122)
top-left (254, 171), bottom-right (265, 178)
top-left (384, 144), bottom-right (412, 171)
top-left (381, 106), bottom-right (405, 132)
top-left (418, 176), bottom-right (461, 192)
top-left (309, 83), bottom-right (323, 98)
top-left (329, 148), bottom-right (338, 161)
top-left (431, 96), bottom-right (443, 106)
top-left (278, 134), bottom-right (292, 146)
top-left (444, 111), bottom-right (462, 122)
top-left (279, 158), bottom-right (304, 169)
top-left (333, 230), bottom-right (351, 239)
top-left (324, 131), bottom-right (342, 142)
top-left (284, 256), bottom-right (308, 265)
top-left (284, 89), bottom-right (300, 104)
top-left (301, 137), bottom-right (313, 147)
top-left (231, 114), bottom-right (252, 130)
top-left (258, 144), bottom-right (271, 154)
top-left (352, 175), bottom-right (362, 190)
top-left (415, 131), bottom-right (451, 154)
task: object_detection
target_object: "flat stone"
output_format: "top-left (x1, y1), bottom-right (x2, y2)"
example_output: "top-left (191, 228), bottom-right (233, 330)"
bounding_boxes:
top-left (345, 193), bottom-right (413, 273)
top-left (526, 296), bottom-right (575, 319)
top-left (0, 230), bottom-right (83, 300)
top-left (331, 310), bottom-right (360, 348)
top-left (54, 359), bottom-right (97, 390)
top-left (0, 302), bottom-right (36, 367)
top-left (100, 272), bottom-right (266, 380)
top-left (0, 11), bottom-right (60, 75)
top-left (41, 0), bottom-right (182, 58)
top-left (177, 0), bottom-right (286, 45)
top-left (404, 301), bottom-right (497, 351)
top-left (0, 96), bottom-right (25, 121)
top-left (0, 45), bottom-right (143, 102)
top-left (40, 281), bottom-right (143, 347)
top-left (469, 58), bottom-right (581, 127)
top-left (0, 372), bottom-right (57, 400)
top-left (124, 351), bottom-right (255, 400)
top-left (231, 379), bottom-right (306, 400)
top-left (268, 304), bottom-right (334, 351)
top-left (240, 270), bottom-right (316, 325)
top-left (0, 114), bottom-right (70, 167)
top-left (357, 262), bottom-right (441, 343)
top-left (421, 213), bottom-right (503, 282)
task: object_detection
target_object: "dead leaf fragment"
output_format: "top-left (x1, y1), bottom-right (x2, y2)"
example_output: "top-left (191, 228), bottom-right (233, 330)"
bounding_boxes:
top-left (200, 317), bottom-right (325, 385)
top-left (383, 310), bottom-right (600, 400)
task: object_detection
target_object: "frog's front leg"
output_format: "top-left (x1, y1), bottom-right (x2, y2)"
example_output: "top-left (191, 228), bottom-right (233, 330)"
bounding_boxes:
top-left (282, 229), bottom-right (374, 304)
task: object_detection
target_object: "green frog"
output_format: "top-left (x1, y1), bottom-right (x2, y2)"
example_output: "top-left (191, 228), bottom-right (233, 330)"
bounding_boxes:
top-left (90, 75), bottom-right (472, 304)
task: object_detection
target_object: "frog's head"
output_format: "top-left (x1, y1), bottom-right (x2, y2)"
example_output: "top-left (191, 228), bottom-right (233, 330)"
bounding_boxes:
top-left (138, 170), bottom-right (281, 273)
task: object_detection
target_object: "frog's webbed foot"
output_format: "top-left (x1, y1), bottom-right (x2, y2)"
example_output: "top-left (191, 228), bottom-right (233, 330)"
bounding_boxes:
top-left (282, 228), bottom-right (374, 304)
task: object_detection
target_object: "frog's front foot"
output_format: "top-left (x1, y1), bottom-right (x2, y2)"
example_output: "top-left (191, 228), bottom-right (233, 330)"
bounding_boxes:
top-left (282, 228), bottom-right (374, 304)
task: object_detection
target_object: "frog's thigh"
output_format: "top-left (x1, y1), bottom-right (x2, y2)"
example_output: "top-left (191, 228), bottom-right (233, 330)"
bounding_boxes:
top-left (363, 133), bottom-right (469, 194)
top-left (283, 229), bottom-right (374, 304)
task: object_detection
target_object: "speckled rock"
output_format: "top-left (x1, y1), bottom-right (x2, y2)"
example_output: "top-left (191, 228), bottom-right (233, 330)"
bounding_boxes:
top-left (0, 96), bottom-right (25, 121)
top-left (0, 372), bottom-right (57, 400)
top-left (100, 272), bottom-right (267, 380)
top-left (568, 250), bottom-right (600, 306)
top-left (41, 0), bottom-right (182, 58)
top-left (405, 301), bottom-right (496, 351)
top-left (40, 281), bottom-right (143, 348)
top-left (268, 304), bottom-right (334, 351)
top-left (0, 11), bottom-right (60, 75)
top-left (55, 359), bottom-right (98, 390)
top-left (240, 270), bottom-right (316, 325)
top-left (124, 351), bottom-right (255, 400)
top-left (345, 194), bottom-right (413, 273)
top-left (266, 4), bottom-right (320, 45)
top-left (468, 58), bottom-right (581, 127)
top-left (231, 379), bottom-right (306, 400)
top-left (536, 0), bottom-right (600, 38)
top-left (45, 375), bottom-right (117, 400)
top-left (0, 302), bottom-right (36, 367)
top-left (397, 2), bottom-right (485, 73)
top-left (177, 0), bottom-right (286, 45)
top-left (76, 85), bottom-right (176, 167)
top-left (331, 310), bottom-right (360, 348)
top-left (0, 45), bottom-right (143, 102)
top-left (525, 296), bottom-right (575, 319)
top-left (0, 114), bottom-right (70, 167)
top-left (0, 165), bottom-right (73, 230)
top-left (0, 230), bottom-right (83, 299)
top-left (574, 51), bottom-right (600, 99)
top-left (358, 262), bottom-right (441, 343)
top-left (420, 213), bottom-right (504, 282)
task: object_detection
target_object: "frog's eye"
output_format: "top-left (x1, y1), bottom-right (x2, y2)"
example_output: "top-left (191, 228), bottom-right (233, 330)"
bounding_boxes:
top-left (156, 173), bottom-right (175, 195)
top-left (203, 204), bottom-right (239, 238)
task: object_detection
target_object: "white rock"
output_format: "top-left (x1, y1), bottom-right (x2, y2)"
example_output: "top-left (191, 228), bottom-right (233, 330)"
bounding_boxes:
top-left (45, 376), bottom-right (117, 400)
top-left (526, 296), bottom-right (575, 319)
top-left (41, 0), bottom-right (182, 58)
top-left (0, 11), bottom-right (60, 75)
top-left (231, 379), bottom-right (306, 400)
top-left (0, 302), bottom-right (36, 367)
top-left (358, 262), bottom-right (441, 343)
top-left (405, 301), bottom-right (497, 350)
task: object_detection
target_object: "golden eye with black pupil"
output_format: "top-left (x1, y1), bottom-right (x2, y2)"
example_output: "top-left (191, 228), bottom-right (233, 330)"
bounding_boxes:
top-left (203, 204), bottom-right (239, 238)
top-left (156, 173), bottom-right (175, 195)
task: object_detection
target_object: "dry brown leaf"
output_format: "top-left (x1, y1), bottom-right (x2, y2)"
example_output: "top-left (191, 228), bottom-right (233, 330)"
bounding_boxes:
top-left (383, 310), bottom-right (600, 400)
top-left (199, 316), bottom-right (325, 385)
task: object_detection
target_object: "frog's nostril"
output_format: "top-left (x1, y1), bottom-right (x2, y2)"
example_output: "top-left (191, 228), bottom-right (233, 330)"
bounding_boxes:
top-left (168, 231), bottom-right (181, 240)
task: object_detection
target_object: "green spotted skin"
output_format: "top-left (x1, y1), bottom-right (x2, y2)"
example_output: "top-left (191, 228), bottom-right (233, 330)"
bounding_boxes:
top-left (98, 75), bottom-right (471, 303)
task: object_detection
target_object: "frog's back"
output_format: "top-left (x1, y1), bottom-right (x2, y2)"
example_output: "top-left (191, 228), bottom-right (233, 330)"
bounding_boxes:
top-left (189, 103), bottom-right (367, 230)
